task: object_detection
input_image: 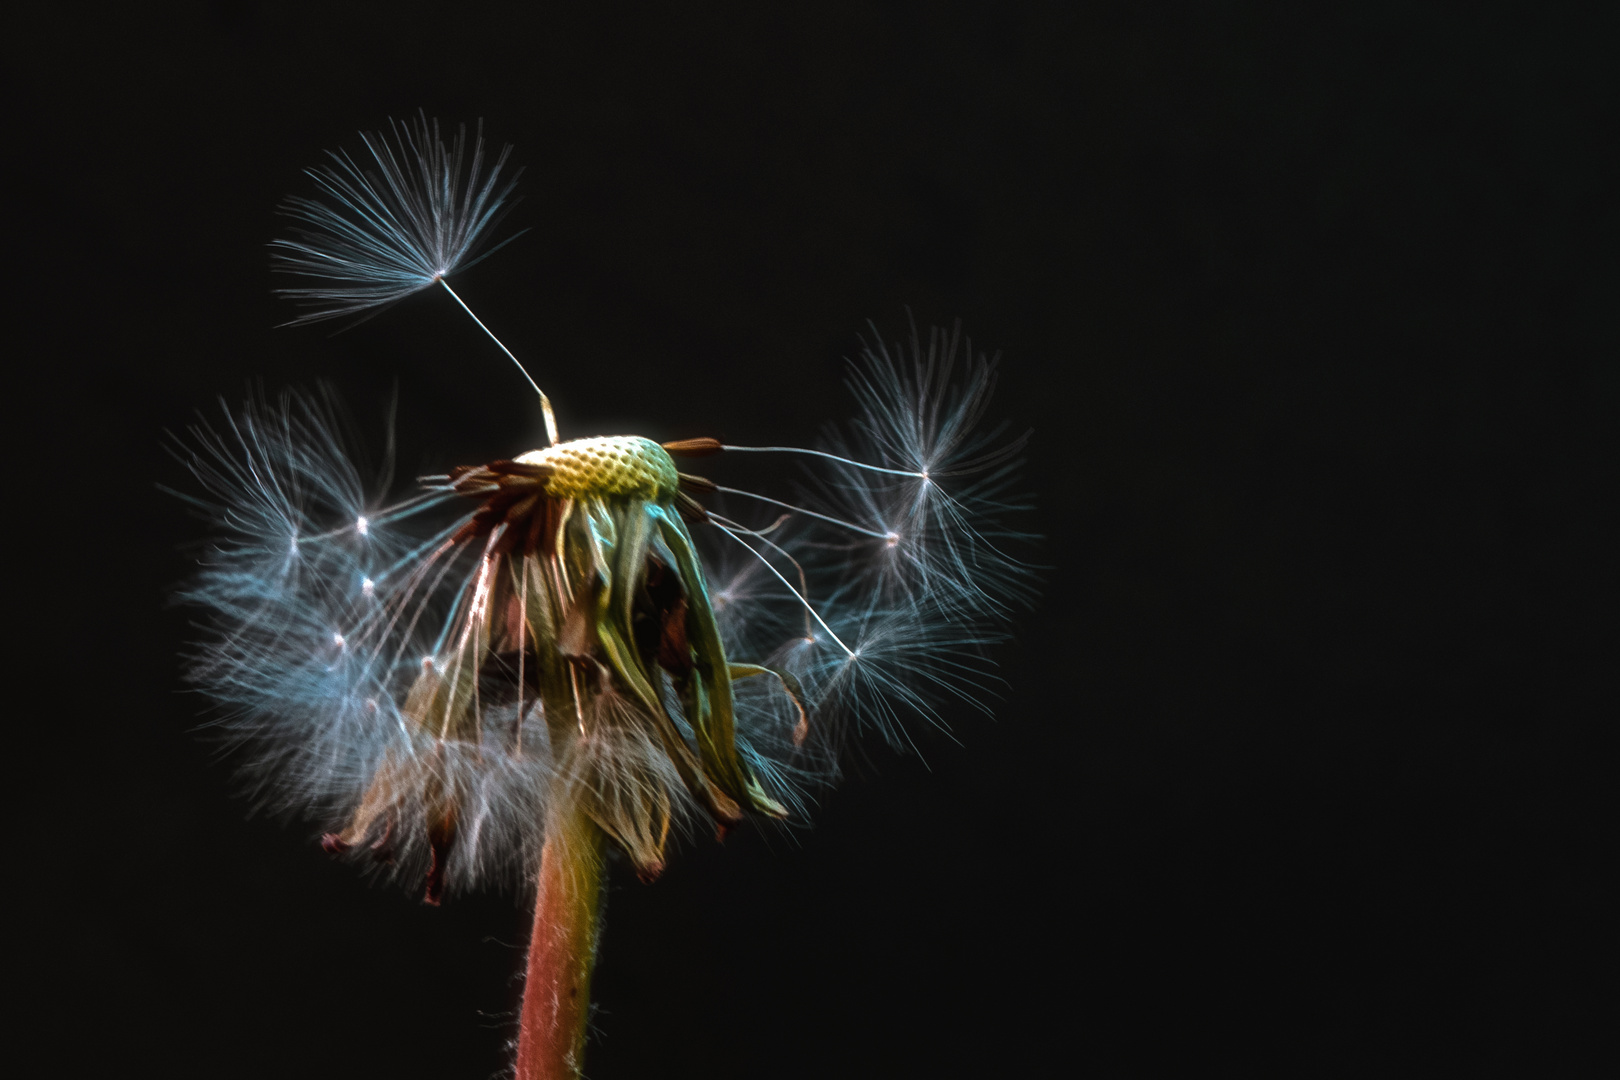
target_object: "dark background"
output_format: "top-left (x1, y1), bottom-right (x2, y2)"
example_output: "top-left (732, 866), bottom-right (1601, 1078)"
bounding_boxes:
top-left (13, 3), bottom-right (1615, 1076)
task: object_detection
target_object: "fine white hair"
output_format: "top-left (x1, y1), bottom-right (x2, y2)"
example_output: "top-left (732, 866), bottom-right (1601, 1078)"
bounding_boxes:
top-left (269, 112), bottom-right (522, 324)
top-left (709, 320), bottom-right (1038, 755)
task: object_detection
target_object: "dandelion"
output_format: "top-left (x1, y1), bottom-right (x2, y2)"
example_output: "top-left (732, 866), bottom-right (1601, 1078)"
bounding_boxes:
top-left (175, 116), bottom-right (1036, 1080)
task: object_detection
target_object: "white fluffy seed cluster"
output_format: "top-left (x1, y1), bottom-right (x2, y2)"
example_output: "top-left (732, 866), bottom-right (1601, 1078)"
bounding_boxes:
top-left (517, 436), bottom-right (679, 500)
top-left (177, 323), bottom-right (1034, 895)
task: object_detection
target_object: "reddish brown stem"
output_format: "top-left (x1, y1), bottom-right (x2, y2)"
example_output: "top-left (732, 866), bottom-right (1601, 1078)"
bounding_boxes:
top-left (515, 804), bottom-right (607, 1080)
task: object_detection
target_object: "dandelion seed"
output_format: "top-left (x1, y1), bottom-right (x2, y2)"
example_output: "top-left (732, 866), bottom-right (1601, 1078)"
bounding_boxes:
top-left (176, 119), bottom-right (1037, 1080)
top-left (270, 112), bottom-right (521, 325)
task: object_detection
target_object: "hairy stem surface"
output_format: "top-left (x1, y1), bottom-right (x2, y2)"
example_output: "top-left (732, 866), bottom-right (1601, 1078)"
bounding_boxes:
top-left (516, 802), bottom-right (607, 1080)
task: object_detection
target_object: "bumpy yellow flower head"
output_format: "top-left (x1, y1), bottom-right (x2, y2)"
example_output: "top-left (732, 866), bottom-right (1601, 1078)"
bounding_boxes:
top-left (516, 435), bottom-right (680, 501)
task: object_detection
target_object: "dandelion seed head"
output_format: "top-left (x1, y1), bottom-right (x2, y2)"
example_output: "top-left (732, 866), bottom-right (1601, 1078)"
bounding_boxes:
top-left (176, 309), bottom-right (1034, 897)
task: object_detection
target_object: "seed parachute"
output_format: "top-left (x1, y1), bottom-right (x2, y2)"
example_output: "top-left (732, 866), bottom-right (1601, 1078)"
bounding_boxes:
top-left (173, 113), bottom-right (1036, 1080)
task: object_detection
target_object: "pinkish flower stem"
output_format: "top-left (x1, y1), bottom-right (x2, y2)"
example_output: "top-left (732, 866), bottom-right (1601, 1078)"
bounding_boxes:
top-left (515, 803), bottom-right (607, 1080)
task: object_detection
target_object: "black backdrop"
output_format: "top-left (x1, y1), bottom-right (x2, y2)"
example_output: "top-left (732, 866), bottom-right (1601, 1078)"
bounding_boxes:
top-left (13, 3), bottom-right (1614, 1076)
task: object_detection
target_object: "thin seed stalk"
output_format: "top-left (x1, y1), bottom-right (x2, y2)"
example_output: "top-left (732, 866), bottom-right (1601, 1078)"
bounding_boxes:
top-left (516, 799), bottom-right (607, 1080)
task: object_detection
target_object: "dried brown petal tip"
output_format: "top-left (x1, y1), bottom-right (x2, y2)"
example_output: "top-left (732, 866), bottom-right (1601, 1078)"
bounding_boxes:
top-left (319, 833), bottom-right (351, 854)
top-left (676, 471), bottom-right (718, 494)
top-left (661, 437), bottom-right (724, 457)
top-left (422, 847), bottom-right (446, 906)
top-left (486, 459), bottom-right (552, 477)
top-left (673, 490), bottom-right (710, 523)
